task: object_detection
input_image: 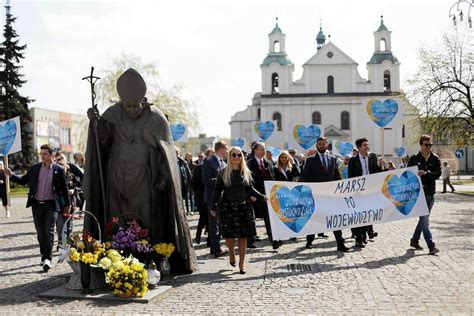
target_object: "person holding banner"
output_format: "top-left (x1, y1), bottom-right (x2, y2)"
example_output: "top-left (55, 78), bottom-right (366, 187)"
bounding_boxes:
top-left (408, 135), bottom-right (441, 255)
top-left (348, 138), bottom-right (382, 248)
top-left (0, 161), bottom-right (9, 218)
top-left (4, 144), bottom-right (70, 272)
top-left (300, 137), bottom-right (349, 252)
top-left (247, 142), bottom-right (283, 250)
top-left (211, 146), bottom-right (266, 274)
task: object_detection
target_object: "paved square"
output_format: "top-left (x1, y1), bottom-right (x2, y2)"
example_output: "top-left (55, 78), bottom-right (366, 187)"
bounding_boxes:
top-left (0, 193), bottom-right (472, 314)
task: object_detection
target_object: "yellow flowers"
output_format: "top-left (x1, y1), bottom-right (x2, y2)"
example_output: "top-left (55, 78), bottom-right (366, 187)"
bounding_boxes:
top-left (81, 252), bottom-right (98, 264)
top-left (69, 248), bottom-right (80, 262)
top-left (98, 257), bottom-right (112, 270)
top-left (153, 243), bottom-right (175, 258)
top-left (106, 255), bottom-right (148, 297)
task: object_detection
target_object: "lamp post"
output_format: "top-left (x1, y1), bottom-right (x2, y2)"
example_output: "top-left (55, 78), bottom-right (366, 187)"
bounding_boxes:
top-left (449, 0), bottom-right (473, 28)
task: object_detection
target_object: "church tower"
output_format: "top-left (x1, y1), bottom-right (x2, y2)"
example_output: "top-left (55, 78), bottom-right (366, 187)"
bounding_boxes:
top-left (261, 18), bottom-right (294, 94)
top-left (316, 21), bottom-right (326, 50)
top-left (367, 16), bottom-right (400, 92)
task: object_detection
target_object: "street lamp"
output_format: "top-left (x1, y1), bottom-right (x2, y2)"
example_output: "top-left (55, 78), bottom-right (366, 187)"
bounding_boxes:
top-left (449, 0), bottom-right (473, 28)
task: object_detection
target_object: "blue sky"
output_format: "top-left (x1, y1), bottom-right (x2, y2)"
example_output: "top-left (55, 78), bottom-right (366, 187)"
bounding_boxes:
top-left (4, 0), bottom-right (458, 137)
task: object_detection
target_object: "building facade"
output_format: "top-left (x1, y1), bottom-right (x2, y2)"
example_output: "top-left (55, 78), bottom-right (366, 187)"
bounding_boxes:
top-left (230, 17), bottom-right (420, 159)
top-left (30, 107), bottom-right (87, 162)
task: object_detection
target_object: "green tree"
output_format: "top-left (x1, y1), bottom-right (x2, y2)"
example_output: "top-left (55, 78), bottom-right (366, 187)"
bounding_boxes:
top-left (0, 3), bottom-right (35, 169)
top-left (407, 26), bottom-right (473, 146)
top-left (97, 54), bottom-right (199, 133)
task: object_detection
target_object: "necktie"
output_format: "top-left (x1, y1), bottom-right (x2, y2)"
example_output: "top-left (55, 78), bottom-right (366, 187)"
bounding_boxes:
top-left (259, 159), bottom-right (265, 172)
top-left (363, 157), bottom-right (369, 174)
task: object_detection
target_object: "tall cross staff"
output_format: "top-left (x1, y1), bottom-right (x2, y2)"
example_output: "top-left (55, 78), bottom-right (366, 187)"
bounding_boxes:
top-left (82, 67), bottom-right (107, 223)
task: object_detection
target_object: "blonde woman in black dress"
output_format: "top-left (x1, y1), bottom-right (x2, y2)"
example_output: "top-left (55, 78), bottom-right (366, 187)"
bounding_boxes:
top-left (211, 146), bottom-right (267, 274)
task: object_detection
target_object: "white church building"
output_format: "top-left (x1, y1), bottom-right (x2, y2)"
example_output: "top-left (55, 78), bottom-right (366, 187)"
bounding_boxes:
top-left (230, 17), bottom-right (420, 158)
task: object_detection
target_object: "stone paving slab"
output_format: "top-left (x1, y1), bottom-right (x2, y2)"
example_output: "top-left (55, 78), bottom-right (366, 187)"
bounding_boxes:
top-left (39, 284), bottom-right (172, 303)
top-left (0, 193), bottom-right (472, 314)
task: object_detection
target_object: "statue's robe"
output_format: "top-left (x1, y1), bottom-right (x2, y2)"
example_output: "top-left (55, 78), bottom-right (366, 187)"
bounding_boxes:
top-left (83, 103), bottom-right (197, 273)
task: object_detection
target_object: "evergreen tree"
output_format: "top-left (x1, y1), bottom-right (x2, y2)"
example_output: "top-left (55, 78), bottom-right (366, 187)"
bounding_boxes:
top-left (0, 1), bottom-right (35, 170)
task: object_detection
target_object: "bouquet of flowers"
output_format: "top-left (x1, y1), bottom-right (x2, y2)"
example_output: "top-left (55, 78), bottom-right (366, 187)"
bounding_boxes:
top-left (67, 231), bottom-right (105, 265)
top-left (153, 243), bottom-right (175, 258)
top-left (106, 217), bottom-right (153, 260)
top-left (106, 255), bottom-right (148, 297)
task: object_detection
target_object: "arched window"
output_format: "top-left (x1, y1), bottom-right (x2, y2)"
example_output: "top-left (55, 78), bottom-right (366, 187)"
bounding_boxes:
top-left (383, 70), bottom-right (391, 92)
top-left (341, 111), bottom-right (350, 130)
top-left (257, 108), bottom-right (261, 119)
top-left (402, 124), bottom-right (405, 138)
top-left (273, 41), bottom-right (280, 53)
top-left (380, 38), bottom-right (386, 51)
top-left (273, 111), bottom-right (282, 131)
top-left (271, 73), bottom-right (279, 94)
top-left (312, 111), bottom-right (321, 125)
top-left (327, 76), bottom-right (334, 94)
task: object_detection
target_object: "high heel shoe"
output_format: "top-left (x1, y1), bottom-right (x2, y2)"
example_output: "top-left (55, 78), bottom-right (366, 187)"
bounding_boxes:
top-left (230, 261), bottom-right (236, 267)
top-left (239, 269), bottom-right (246, 274)
top-left (239, 262), bottom-right (246, 274)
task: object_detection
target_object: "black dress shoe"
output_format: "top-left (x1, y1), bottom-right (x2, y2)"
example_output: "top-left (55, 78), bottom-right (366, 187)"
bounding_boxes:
top-left (214, 250), bottom-right (228, 258)
top-left (337, 243), bottom-right (350, 252)
top-left (195, 237), bottom-right (201, 244)
top-left (368, 231), bottom-right (378, 239)
top-left (355, 240), bottom-right (365, 248)
top-left (272, 240), bottom-right (283, 249)
top-left (247, 244), bottom-right (257, 249)
top-left (318, 233), bottom-right (329, 238)
top-left (305, 242), bottom-right (312, 249)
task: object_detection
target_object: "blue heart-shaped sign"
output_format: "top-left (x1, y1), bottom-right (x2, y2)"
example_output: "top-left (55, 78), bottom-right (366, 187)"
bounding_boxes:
top-left (0, 120), bottom-right (17, 155)
top-left (270, 184), bottom-right (315, 233)
top-left (254, 121), bottom-right (274, 141)
top-left (266, 146), bottom-right (282, 158)
top-left (293, 124), bottom-right (321, 150)
top-left (382, 170), bottom-right (420, 216)
top-left (394, 147), bottom-right (406, 157)
top-left (367, 99), bottom-right (399, 128)
top-left (336, 142), bottom-right (354, 157)
top-left (170, 124), bottom-right (186, 142)
top-left (231, 138), bottom-right (245, 148)
top-left (455, 149), bottom-right (464, 159)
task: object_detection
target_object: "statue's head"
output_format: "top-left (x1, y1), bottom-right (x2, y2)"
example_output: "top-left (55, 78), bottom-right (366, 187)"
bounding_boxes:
top-left (117, 68), bottom-right (147, 119)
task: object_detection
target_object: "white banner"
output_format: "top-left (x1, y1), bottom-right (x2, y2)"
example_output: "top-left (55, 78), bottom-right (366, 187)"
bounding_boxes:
top-left (0, 116), bottom-right (22, 156)
top-left (264, 166), bottom-right (428, 239)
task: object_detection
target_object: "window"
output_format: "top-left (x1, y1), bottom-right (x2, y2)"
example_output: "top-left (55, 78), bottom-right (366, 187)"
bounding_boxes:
top-left (257, 108), bottom-right (261, 119)
top-left (312, 111), bottom-right (321, 125)
top-left (273, 41), bottom-right (280, 53)
top-left (383, 70), bottom-right (391, 92)
top-left (327, 76), bottom-right (334, 94)
top-left (341, 111), bottom-right (350, 130)
top-left (380, 38), bottom-right (386, 51)
top-left (60, 127), bottom-right (70, 145)
top-left (271, 73), bottom-right (279, 94)
top-left (402, 124), bottom-right (405, 138)
top-left (273, 112), bottom-right (282, 131)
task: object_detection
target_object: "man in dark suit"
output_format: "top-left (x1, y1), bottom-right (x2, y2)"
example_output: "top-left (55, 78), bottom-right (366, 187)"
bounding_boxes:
top-left (202, 141), bottom-right (228, 257)
top-left (348, 137), bottom-right (382, 248)
top-left (300, 137), bottom-right (349, 252)
top-left (247, 142), bottom-right (283, 249)
top-left (4, 144), bottom-right (70, 272)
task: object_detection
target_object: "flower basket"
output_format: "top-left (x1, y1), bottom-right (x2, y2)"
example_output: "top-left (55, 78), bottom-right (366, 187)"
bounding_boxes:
top-left (61, 210), bottom-right (107, 290)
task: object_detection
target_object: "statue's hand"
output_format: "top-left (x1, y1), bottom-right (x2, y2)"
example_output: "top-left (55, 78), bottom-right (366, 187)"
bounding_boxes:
top-left (87, 107), bottom-right (100, 121)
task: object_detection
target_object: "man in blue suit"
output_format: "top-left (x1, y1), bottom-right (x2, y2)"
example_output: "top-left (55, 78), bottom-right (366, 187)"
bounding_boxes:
top-left (202, 141), bottom-right (228, 257)
top-left (5, 144), bottom-right (70, 272)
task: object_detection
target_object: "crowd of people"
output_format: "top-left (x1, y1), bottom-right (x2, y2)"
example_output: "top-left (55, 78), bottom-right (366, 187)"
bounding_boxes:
top-left (175, 134), bottom-right (445, 273)
top-left (0, 134), bottom-right (450, 274)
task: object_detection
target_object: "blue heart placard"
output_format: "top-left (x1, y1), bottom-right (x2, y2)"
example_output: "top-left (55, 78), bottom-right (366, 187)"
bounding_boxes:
top-left (394, 146), bottom-right (406, 157)
top-left (270, 184), bottom-right (315, 233)
top-left (254, 121), bottom-right (274, 141)
top-left (267, 146), bottom-right (282, 158)
top-left (367, 99), bottom-right (399, 128)
top-left (293, 124), bottom-right (321, 150)
top-left (382, 170), bottom-right (421, 216)
top-left (335, 141), bottom-right (354, 157)
top-left (170, 124), bottom-right (186, 142)
top-left (0, 120), bottom-right (17, 156)
top-left (231, 138), bottom-right (245, 148)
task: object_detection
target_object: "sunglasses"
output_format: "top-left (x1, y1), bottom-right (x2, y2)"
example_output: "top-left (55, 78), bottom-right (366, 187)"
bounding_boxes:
top-left (231, 153), bottom-right (242, 158)
top-left (423, 143), bottom-right (432, 147)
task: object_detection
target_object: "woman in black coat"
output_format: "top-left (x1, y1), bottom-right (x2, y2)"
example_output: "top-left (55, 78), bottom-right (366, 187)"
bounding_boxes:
top-left (273, 151), bottom-right (300, 182)
top-left (211, 146), bottom-right (267, 274)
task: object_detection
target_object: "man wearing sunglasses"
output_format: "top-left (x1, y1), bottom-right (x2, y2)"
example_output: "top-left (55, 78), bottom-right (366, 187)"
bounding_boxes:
top-left (408, 135), bottom-right (441, 255)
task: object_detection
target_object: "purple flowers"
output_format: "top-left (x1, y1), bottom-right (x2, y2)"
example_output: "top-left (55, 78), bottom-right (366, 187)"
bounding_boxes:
top-left (111, 220), bottom-right (152, 253)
